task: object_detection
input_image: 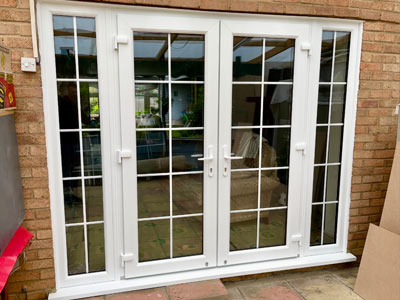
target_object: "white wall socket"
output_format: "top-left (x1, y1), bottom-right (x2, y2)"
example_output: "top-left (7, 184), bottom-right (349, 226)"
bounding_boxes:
top-left (21, 57), bottom-right (37, 72)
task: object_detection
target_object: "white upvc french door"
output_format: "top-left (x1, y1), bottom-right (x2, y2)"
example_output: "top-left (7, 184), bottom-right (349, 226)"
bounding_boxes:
top-left (117, 12), bottom-right (220, 278)
top-left (217, 19), bottom-right (310, 265)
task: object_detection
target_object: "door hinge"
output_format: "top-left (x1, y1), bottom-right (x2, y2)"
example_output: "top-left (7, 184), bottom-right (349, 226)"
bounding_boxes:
top-left (291, 233), bottom-right (302, 246)
top-left (295, 142), bottom-right (307, 156)
top-left (117, 149), bottom-right (132, 164)
top-left (114, 35), bottom-right (128, 50)
top-left (121, 253), bottom-right (134, 267)
top-left (301, 42), bottom-right (312, 56)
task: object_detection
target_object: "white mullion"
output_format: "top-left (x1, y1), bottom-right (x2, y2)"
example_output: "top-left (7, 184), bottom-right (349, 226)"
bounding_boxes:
top-left (134, 80), bottom-right (204, 84)
top-left (230, 166), bottom-right (289, 173)
top-left (60, 128), bottom-right (101, 133)
top-left (319, 82), bottom-right (346, 85)
top-left (316, 123), bottom-right (344, 127)
top-left (232, 81), bottom-right (293, 85)
top-left (63, 175), bottom-right (103, 181)
top-left (167, 33), bottom-right (173, 259)
top-left (137, 170), bottom-right (204, 178)
top-left (314, 162), bottom-right (341, 167)
top-left (73, 16), bottom-right (89, 274)
top-left (57, 78), bottom-right (99, 82)
top-left (65, 220), bottom-right (105, 227)
top-left (231, 206), bottom-right (288, 214)
top-left (312, 200), bottom-right (338, 206)
top-left (231, 125), bottom-right (291, 129)
top-left (138, 213), bottom-right (204, 222)
top-left (256, 38), bottom-right (266, 249)
top-left (321, 31), bottom-right (337, 246)
top-left (136, 127), bottom-right (204, 132)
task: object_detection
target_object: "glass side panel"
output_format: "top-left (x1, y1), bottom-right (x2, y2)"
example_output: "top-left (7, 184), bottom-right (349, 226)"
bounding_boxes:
top-left (311, 30), bottom-right (350, 247)
top-left (54, 15), bottom-right (105, 275)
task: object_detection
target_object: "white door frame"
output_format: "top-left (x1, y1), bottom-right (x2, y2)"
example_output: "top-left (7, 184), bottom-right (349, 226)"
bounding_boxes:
top-left (217, 19), bottom-right (311, 265)
top-left (117, 12), bottom-right (220, 278)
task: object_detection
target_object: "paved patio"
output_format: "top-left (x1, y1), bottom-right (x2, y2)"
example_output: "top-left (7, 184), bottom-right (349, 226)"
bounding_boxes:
top-left (85, 266), bottom-right (362, 300)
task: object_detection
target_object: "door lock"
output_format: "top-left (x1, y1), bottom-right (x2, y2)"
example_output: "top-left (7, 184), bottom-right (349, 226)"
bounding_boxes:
top-left (223, 145), bottom-right (243, 176)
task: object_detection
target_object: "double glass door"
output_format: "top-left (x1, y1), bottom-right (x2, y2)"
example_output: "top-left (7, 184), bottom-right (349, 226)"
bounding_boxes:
top-left (118, 13), bottom-right (310, 278)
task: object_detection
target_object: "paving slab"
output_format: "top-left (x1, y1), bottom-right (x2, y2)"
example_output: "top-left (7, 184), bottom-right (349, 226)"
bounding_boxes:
top-left (328, 267), bottom-right (359, 289)
top-left (225, 285), bottom-right (245, 300)
top-left (105, 287), bottom-right (168, 300)
top-left (166, 279), bottom-right (229, 300)
top-left (287, 274), bottom-right (363, 300)
top-left (240, 283), bottom-right (303, 300)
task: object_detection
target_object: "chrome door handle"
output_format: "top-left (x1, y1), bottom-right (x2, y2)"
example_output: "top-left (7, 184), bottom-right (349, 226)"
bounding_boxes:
top-left (196, 146), bottom-right (214, 177)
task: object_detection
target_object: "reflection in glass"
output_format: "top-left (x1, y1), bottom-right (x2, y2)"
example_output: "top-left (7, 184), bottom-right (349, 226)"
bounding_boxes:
top-left (171, 84), bottom-right (204, 127)
top-left (263, 85), bottom-right (292, 126)
top-left (173, 217), bottom-right (203, 258)
top-left (66, 226), bottom-right (85, 275)
top-left (331, 85), bottom-right (346, 123)
top-left (60, 132), bottom-right (81, 178)
top-left (231, 129), bottom-right (260, 169)
top-left (231, 171), bottom-right (258, 210)
top-left (83, 132), bottom-right (102, 176)
top-left (53, 15), bottom-right (75, 78)
top-left (317, 85), bottom-right (330, 124)
top-left (80, 82), bottom-right (100, 128)
top-left (63, 180), bottom-right (83, 224)
top-left (328, 126), bottom-right (343, 163)
top-left (233, 37), bottom-right (262, 82)
top-left (314, 126), bottom-right (328, 164)
top-left (326, 165), bottom-right (340, 202)
top-left (173, 174), bottom-right (203, 215)
top-left (312, 166), bottom-right (325, 203)
top-left (232, 84), bottom-right (261, 126)
top-left (334, 32), bottom-right (350, 82)
top-left (171, 130), bottom-right (203, 172)
top-left (319, 31), bottom-right (334, 82)
top-left (171, 34), bottom-right (204, 81)
top-left (133, 32), bottom-right (168, 80)
top-left (87, 224), bottom-right (105, 272)
top-left (264, 38), bottom-right (294, 82)
top-left (259, 209), bottom-right (287, 248)
top-left (85, 178), bottom-right (103, 222)
top-left (77, 17), bottom-right (97, 78)
top-left (310, 204), bottom-right (323, 246)
top-left (58, 82), bottom-right (79, 129)
top-left (324, 203), bottom-right (338, 245)
top-left (138, 219), bottom-right (170, 262)
top-left (261, 128), bottom-right (290, 167)
top-left (138, 176), bottom-right (169, 218)
top-left (230, 212), bottom-right (257, 251)
top-left (136, 131), bottom-right (169, 174)
top-left (135, 84), bottom-right (169, 128)
top-left (261, 169), bottom-right (288, 208)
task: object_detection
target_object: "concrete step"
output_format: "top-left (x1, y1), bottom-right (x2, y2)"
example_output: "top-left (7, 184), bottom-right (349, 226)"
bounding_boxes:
top-left (85, 279), bottom-right (229, 300)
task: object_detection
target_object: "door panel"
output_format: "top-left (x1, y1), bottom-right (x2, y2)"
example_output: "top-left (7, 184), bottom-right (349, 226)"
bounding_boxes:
top-left (218, 20), bottom-right (310, 266)
top-left (118, 13), bottom-right (219, 278)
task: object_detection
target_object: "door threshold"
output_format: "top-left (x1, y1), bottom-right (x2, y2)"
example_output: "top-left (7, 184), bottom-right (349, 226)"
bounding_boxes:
top-left (49, 252), bottom-right (356, 300)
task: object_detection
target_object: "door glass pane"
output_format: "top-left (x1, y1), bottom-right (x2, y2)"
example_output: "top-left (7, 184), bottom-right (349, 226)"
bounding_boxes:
top-left (58, 82), bottom-right (79, 129)
top-left (138, 176), bottom-right (170, 218)
top-left (264, 39), bottom-right (294, 82)
top-left (310, 204), bottom-right (323, 246)
top-left (173, 217), bottom-right (203, 258)
top-left (60, 132), bottom-right (81, 178)
top-left (66, 226), bottom-right (85, 275)
top-left (135, 83), bottom-right (169, 128)
top-left (63, 180), bottom-right (83, 224)
top-left (133, 32), bottom-right (205, 262)
top-left (317, 85), bottom-right (330, 124)
top-left (83, 132), bottom-right (102, 176)
top-left (138, 219), bottom-right (170, 262)
top-left (80, 82), bottom-right (100, 128)
top-left (331, 85), bottom-right (346, 123)
top-left (259, 209), bottom-right (287, 248)
top-left (87, 223), bottom-right (105, 272)
top-left (324, 203), bottom-right (338, 245)
top-left (230, 212), bottom-right (257, 251)
top-left (171, 84), bottom-right (204, 127)
top-left (333, 32), bottom-right (350, 82)
top-left (319, 31), bottom-right (334, 82)
top-left (77, 17), bottom-right (97, 79)
top-left (85, 178), bottom-right (104, 222)
top-left (171, 34), bottom-right (204, 81)
top-left (53, 15), bottom-right (75, 79)
top-left (233, 37), bottom-right (263, 82)
top-left (133, 32), bottom-right (168, 81)
top-left (173, 174), bottom-right (203, 215)
top-left (230, 36), bottom-right (294, 253)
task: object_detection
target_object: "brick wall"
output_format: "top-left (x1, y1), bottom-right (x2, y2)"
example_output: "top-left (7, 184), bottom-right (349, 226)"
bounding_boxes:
top-left (0, 0), bottom-right (399, 299)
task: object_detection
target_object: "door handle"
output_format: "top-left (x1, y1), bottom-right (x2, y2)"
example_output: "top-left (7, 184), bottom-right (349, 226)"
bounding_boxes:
top-left (196, 146), bottom-right (214, 177)
top-left (223, 145), bottom-right (242, 176)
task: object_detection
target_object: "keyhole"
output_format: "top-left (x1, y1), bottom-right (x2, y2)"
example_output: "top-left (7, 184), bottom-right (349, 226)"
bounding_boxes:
top-left (224, 167), bottom-right (227, 173)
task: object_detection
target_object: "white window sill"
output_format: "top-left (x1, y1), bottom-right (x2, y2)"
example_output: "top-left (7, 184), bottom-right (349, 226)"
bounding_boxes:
top-left (49, 252), bottom-right (356, 300)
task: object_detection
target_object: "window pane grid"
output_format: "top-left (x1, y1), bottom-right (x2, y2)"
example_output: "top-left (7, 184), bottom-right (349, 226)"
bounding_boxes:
top-left (55, 15), bottom-right (105, 275)
top-left (134, 32), bottom-right (205, 261)
top-left (230, 36), bottom-right (292, 251)
top-left (311, 30), bottom-right (350, 247)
